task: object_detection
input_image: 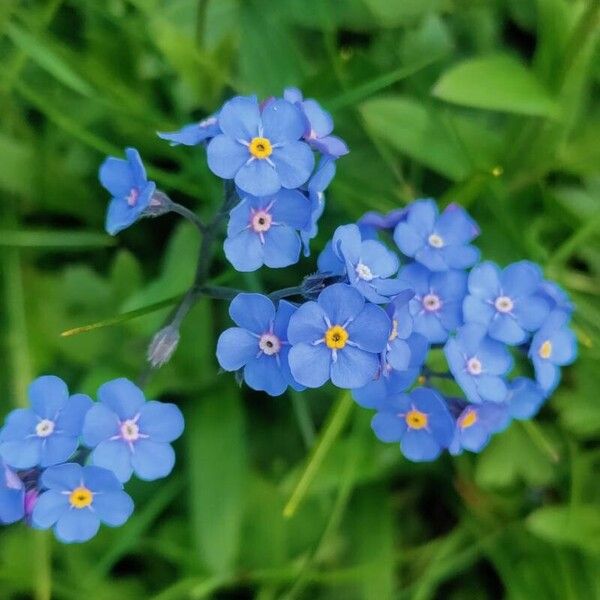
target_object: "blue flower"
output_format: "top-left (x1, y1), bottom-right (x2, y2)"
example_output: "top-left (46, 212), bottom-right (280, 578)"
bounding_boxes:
top-left (463, 261), bottom-right (550, 344)
top-left (31, 463), bottom-right (133, 543)
top-left (506, 377), bottom-right (547, 420)
top-left (539, 280), bottom-right (574, 314)
top-left (0, 376), bottom-right (92, 470)
top-left (158, 115), bottom-right (220, 146)
top-left (449, 402), bottom-right (510, 455)
top-left (283, 87), bottom-right (349, 158)
top-left (99, 147), bottom-right (156, 235)
top-left (325, 224), bottom-right (406, 303)
top-left (444, 323), bottom-right (513, 403)
top-left (371, 387), bottom-right (454, 462)
top-left (224, 189), bottom-right (311, 272)
top-left (394, 200), bottom-right (479, 271)
top-left (207, 95), bottom-right (314, 197)
top-left (82, 378), bottom-right (184, 483)
top-left (398, 262), bottom-right (467, 343)
top-left (357, 208), bottom-right (407, 240)
top-left (0, 458), bottom-right (24, 524)
top-left (352, 368), bottom-right (419, 410)
top-left (529, 311), bottom-right (577, 394)
top-left (216, 295), bottom-right (302, 396)
top-left (288, 283), bottom-right (391, 389)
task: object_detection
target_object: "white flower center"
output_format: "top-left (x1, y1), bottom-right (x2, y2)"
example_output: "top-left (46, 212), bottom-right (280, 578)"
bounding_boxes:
top-left (259, 333), bottom-right (281, 356)
top-left (120, 419), bottom-right (140, 442)
top-left (494, 295), bottom-right (514, 313)
top-left (35, 419), bottom-right (55, 438)
top-left (251, 210), bottom-right (272, 233)
top-left (127, 187), bottom-right (139, 207)
top-left (466, 357), bottom-right (482, 375)
top-left (428, 233), bottom-right (444, 248)
top-left (355, 262), bottom-right (374, 281)
top-left (422, 293), bottom-right (442, 312)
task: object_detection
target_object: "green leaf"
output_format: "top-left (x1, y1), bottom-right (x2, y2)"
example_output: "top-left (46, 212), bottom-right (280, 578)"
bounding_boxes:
top-left (0, 229), bottom-right (114, 249)
top-left (362, 0), bottom-right (442, 26)
top-left (433, 54), bottom-right (559, 117)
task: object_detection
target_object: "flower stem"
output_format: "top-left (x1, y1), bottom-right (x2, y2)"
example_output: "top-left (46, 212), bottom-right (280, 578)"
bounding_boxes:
top-left (269, 286), bottom-right (304, 302)
top-left (169, 201), bottom-right (206, 232)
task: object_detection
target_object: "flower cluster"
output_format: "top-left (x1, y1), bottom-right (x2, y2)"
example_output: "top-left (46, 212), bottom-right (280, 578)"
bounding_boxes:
top-left (0, 376), bottom-right (183, 542)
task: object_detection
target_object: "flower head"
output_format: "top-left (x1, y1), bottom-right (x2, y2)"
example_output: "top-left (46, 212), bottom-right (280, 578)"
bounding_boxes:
top-left (371, 387), bottom-right (454, 462)
top-left (394, 200), bottom-right (479, 271)
top-left (217, 295), bottom-right (302, 396)
top-left (506, 377), bottom-right (547, 420)
top-left (32, 463), bottom-right (133, 543)
top-left (444, 323), bottom-right (513, 403)
top-left (0, 376), bottom-right (92, 469)
top-left (224, 189), bottom-right (310, 272)
top-left (288, 283), bottom-right (391, 389)
top-left (449, 402), bottom-right (510, 455)
top-left (0, 458), bottom-right (24, 524)
top-left (207, 95), bottom-right (314, 197)
top-left (158, 115), bottom-right (220, 146)
top-left (82, 378), bottom-right (184, 482)
top-left (99, 147), bottom-right (157, 235)
top-left (463, 261), bottom-right (550, 344)
top-left (529, 311), bottom-right (577, 394)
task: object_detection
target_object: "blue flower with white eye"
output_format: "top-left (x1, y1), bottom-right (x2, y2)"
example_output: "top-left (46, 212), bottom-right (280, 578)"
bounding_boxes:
top-left (207, 95), bottom-right (314, 197)
top-left (158, 115), bottom-right (220, 146)
top-left (224, 189), bottom-right (311, 272)
top-left (325, 224), bottom-right (406, 303)
top-left (352, 367), bottom-right (420, 410)
top-left (357, 208), bottom-right (407, 240)
top-left (287, 283), bottom-right (391, 389)
top-left (283, 87), bottom-right (349, 158)
top-left (444, 323), bottom-right (513, 403)
top-left (82, 379), bottom-right (184, 483)
top-left (539, 280), bottom-right (574, 314)
top-left (506, 377), bottom-right (547, 420)
top-left (32, 464), bottom-right (133, 544)
top-left (99, 147), bottom-right (157, 235)
top-left (0, 458), bottom-right (24, 524)
top-left (217, 295), bottom-right (302, 397)
top-left (0, 376), bottom-right (92, 470)
top-left (463, 261), bottom-right (550, 345)
top-left (394, 200), bottom-right (479, 271)
top-left (449, 402), bottom-right (510, 455)
top-left (398, 262), bottom-right (468, 343)
top-left (371, 387), bottom-right (454, 462)
top-left (529, 311), bottom-right (577, 394)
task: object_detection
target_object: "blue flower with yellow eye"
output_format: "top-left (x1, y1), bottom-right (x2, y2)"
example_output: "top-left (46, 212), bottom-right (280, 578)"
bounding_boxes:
top-left (444, 323), bottom-right (512, 403)
top-left (207, 95), bottom-right (314, 197)
top-left (288, 283), bottom-right (391, 389)
top-left (32, 463), bottom-right (133, 544)
top-left (394, 200), bottom-right (479, 271)
top-left (463, 261), bottom-right (550, 345)
top-left (506, 377), bottom-right (547, 420)
top-left (0, 376), bottom-right (92, 470)
top-left (529, 311), bottom-right (577, 394)
top-left (0, 458), bottom-right (24, 525)
top-left (99, 147), bottom-right (156, 235)
top-left (224, 189), bottom-right (311, 272)
top-left (371, 387), bottom-right (454, 462)
top-left (158, 114), bottom-right (220, 146)
top-left (449, 402), bottom-right (510, 455)
top-left (217, 295), bottom-right (303, 396)
top-left (398, 262), bottom-right (467, 343)
top-left (82, 378), bottom-right (184, 483)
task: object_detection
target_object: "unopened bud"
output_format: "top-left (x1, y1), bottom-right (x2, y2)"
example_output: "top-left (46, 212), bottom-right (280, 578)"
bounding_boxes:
top-left (143, 190), bottom-right (173, 218)
top-left (147, 325), bottom-right (180, 368)
top-left (300, 272), bottom-right (344, 300)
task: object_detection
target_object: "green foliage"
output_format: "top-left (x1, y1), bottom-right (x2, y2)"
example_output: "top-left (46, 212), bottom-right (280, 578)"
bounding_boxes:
top-left (0, 0), bottom-right (599, 598)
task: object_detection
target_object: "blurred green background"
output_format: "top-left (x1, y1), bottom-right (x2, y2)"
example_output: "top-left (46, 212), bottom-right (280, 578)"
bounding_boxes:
top-left (1, 0), bottom-right (600, 598)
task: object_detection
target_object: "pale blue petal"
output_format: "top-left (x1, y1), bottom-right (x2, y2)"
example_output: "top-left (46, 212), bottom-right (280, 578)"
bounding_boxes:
top-left (302, 99), bottom-right (333, 137)
top-left (501, 261), bottom-right (542, 297)
top-left (549, 329), bottom-right (577, 365)
top-left (138, 401), bottom-right (184, 443)
top-left (131, 440), bottom-right (175, 481)
top-left (40, 463), bottom-right (83, 491)
top-left (463, 295), bottom-right (494, 325)
top-left (406, 200), bottom-right (437, 232)
top-left (489, 314), bottom-right (526, 345)
top-left (0, 437), bottom-right (42, 469)
top-left (92, 440), bottom-right (133, 483)
top-left (318, 283), bottom-right (364, 325)
top-left (99, 157), bottom-right (133, 197)
top-left (401, 430), bottom-right (441, 462)
top-left (244, 355), bottom-right (287, 396)
top-left (271, 189), bottom-right (311, 230)
top-left (83, 466), bottom-right (123, 492)
top-left (287, 301), bottom-right (328, 344)
top-left (98, 378), bottom-right (145, 420)
top-left (224, 229), bottom-right (265, 272)
top-left (346, 303), bottom-right (390, 352)
top-left (512, 295), bottom-right (549, 330)
top-left (229, 293), bottom-right (275, 333)
top-left (394, 222), bottom-right (424, 257)
top-left (271, 142), bottom-right (314, 189)
top-left (235, 159), bottom-right (281, 197)
top-left (31, 490), bottom-right (68, 529)
top-left (331, 346), bottom-right (380, 389)
top-left (476, 375), bottom-right (508, 403)
top-left (371, 412), bottom-right (405, 442)
top-left (29, 376), bottom-right (69, 419)
top-left (55, 509), bottom-right (100, 543)
top-left (82, 404), bottom-right (119, 447)
top-left (263, 227), bottom-right (301, 268)
top-left (261, 99), bottom-right (305, 143)
top-left (93, 491), bottom-right (134, 527)
top-left (288, 343), bottom-right (331, 388)
top-left (216, 327), bottom-right (259, 371)
top-left (40, 435), bottom-right (78, 467)
top-left (415, 245), bottom-right (449, 271)
top-left (217, 95), bottom-right (260, 139)
top-left (207, 135), bottom-right (249, 178)
top-left (56, 394), bottom-right (93, 436)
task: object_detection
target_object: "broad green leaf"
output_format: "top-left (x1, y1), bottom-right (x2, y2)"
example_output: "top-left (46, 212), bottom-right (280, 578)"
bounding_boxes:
top-left (433, 54), bottom-right (559, 118)
top-left (362, 0), bottom-right (442, 26)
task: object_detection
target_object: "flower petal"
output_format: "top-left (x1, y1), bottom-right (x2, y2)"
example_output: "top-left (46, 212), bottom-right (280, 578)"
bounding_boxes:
top-left (55, 393), bottom-right (93, 437)
top-left (261, 99), bottom-right (305, 143)
top-left (371, 412), bottom-right (405, 442)
top-left (270, 189), bottom-right (311, 230)
top-left (207, 135), bottom-right (250, 179)
top-left (270, 142), bottom-right (314, 190)
top-left (98, 378), bottom-right (145, 420)
top-left (31, 490), bottom-right (68, 529)
top-left (235, 159), bottom-right (281, 197)
top-left (137, 401), bottom-right (184, 443)
top-left (91, 440), bottom-right (133, 483)
top-left (40, 435), bottom-right (78, 468)
top-left (99, 157), bottom-right (134, 197)
top-left (28, 376), bottom-right (69, 419)
top-left (131, 440), bottom-right (175, 481)
top-left (55, 508), bottom-right (100, 543)
top-left (41, 463), bottom-right (83, 492)
top-left (401, 430), bottom-right (442, 462)
top-left (287, 301), bottom-right (328, 344)
top-left (346, 303), bottom-right (390, 353)
top-left (331, 346), bottom-right (380, 389)
top-left (244, 355), bottom-right (287, 396)
top-left (217, 95), bottom-right (261, 139)
top-left (93, 490), bottom-right (134, 527)
top-left (0, 437), bottom-right (42, 469)
top-left (288, 343), bottom-right (331, 388)
top-left (318, 283), bottom-right (364, 326)
top-left (229, 293), bottom-right (276, 333)
top-left (224, 228), bottom-right (265, 272)
top-left (82, 403), bottom-right (119, 447)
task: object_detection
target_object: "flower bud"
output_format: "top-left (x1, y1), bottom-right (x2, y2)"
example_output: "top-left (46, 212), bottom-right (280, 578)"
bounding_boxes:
top-left (143, 190), bottom-right (173, 218)
top-left (147, 325), bottom-right (180, 368)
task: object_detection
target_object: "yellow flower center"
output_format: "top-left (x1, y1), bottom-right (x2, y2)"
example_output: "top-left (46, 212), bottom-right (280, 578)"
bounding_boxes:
top-left (69, 486), bottom-right (93, 509)
top-left (249, 137), bottom-right (273, 159)
top-left (325, 325), bottom-right (349, 350)
top-left (539, 340), bottom-right (552, 359)
top-left (405, 409), bottom-right (428, 430)
top-left (459, 408), bottom-right (478, 429)
top-left (388, 319), bottom-right (399, 342)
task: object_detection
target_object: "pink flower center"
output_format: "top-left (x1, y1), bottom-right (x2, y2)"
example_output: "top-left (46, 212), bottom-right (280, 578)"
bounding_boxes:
top-left (422, 293), bottom-right (442, 312)
top-left (251, 210), bottom-right (272, 233)
top-left (127, 187), bottom-right (140, 207)
top-left (259, 333), bottom-right (281, 356)
top-left (466, 357), bottom-right (482, 375)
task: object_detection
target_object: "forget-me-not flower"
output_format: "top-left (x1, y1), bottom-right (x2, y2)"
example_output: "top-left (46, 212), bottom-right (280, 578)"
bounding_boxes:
top-left (0, 376), bottom-right (92, 470)
top-left (352, 367), bottom-right (419, 410)
top-left (506, 377), bottom-right (547, 420)
top-left (394, 200), bottom-right (479, 271)
top-left (224, 189), bottom-right (310, 272)
top-left (357, 208), bottom-right (407, 240)
top-left (158, 115), bottom-right (220, 146)
top-left (82, 378), bottom-right (184, 483)
top-left (463, 261), bottom-right (550, 344)
top-left (32, 463), bottom-right (133, 543)
top-left (287, 283), bottom-right (391, 389)
top-left (449, 402), bottom-right (510, 455)
top-left (444, 323), bottom-right (513, 403)
top-left (371, 387), bottom-right (454, 462)
top-left (217, 295), bottom-right (302, 396)
top-left (539, 280), bottom-right (574, 314)
top-left (99, 147), bottom-right (157, 235)
top-left (207, 95), bottom-right (314, 197)
top-left (0, 458), bottom-right (24, 524)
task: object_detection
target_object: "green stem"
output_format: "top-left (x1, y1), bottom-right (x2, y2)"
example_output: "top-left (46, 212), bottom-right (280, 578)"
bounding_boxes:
top-left (169, 201), bottom-right (206, 233)
top-left (290, 392), bottom-right (316, 450)
top-left (520, 420), bottom-right (560, 463)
